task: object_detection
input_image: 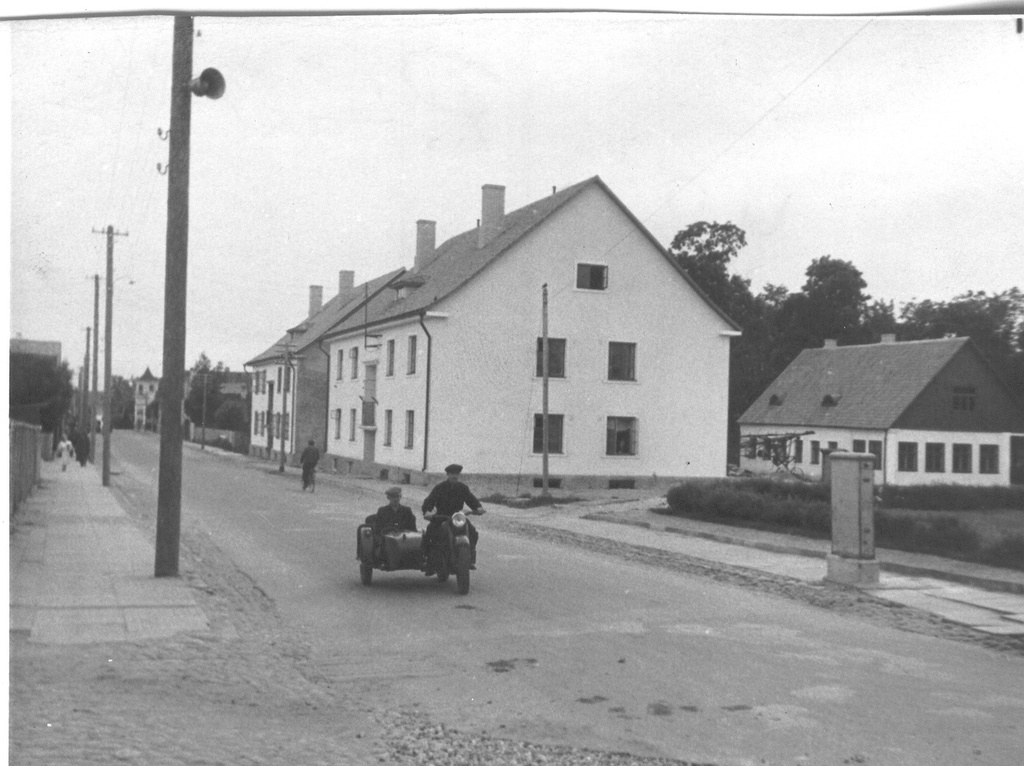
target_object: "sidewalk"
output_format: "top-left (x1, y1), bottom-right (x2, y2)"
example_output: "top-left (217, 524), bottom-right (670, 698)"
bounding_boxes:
top-left (9, 458), bottom-right (209, 644)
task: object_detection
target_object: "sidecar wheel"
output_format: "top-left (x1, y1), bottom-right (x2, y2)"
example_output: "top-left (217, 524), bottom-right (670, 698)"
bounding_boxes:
top-left (455, 547), bottom-right (471, 595)
top-left (436, 569), bottom-right (450, 583)
top-left (360, 562), bottom-right (373, 585)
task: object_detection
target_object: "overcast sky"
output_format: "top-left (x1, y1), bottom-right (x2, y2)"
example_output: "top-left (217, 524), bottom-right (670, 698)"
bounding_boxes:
top-left (6, 6), bottom-right (1023, 381)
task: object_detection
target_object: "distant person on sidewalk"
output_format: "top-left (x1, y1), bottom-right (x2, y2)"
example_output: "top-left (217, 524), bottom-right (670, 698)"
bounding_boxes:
top-left (72, 429), bottom-right (90, 467)
top-left (56, 434), bottom-right (74, 471)
top-left (300, 440), bottom-right (320, 491)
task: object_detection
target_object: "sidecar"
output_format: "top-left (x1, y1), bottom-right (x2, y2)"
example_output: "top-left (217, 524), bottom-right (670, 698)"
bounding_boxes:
top-left (356, 523), bottom-right (425, 585)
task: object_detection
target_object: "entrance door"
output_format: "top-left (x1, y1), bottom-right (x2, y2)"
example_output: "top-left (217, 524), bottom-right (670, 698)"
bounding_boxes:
top-left (1011, 436), bottom-right (1024, 485)
top-left (362, 364), bottom-right (377, 464)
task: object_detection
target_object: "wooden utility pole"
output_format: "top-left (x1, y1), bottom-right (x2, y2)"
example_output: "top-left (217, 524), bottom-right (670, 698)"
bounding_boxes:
top-left (541, 283), bottom-right (550, 497)
top-left (93, 224), bottom-right (128, 487)
top-left (278, 348), bottom-right (292, 473)
top-left (91, 274), bottom-right (99, 462)
top-left (201, 371), bottom-right (207, 449)
top-left (82, 326), bottom-right (91, 433)
top-left (155, 16), bottom-right (224, 577)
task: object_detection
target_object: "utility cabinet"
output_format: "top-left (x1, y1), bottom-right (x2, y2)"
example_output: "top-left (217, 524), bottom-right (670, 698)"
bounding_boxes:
top-left (825, 451), bottom-right (880, 586)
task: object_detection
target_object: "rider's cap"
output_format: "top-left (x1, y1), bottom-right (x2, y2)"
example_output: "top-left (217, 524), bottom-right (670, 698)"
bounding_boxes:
top-left (444, 464), bottom-right (463, 475)
top-left (385, 486), bottom-right (402, 498)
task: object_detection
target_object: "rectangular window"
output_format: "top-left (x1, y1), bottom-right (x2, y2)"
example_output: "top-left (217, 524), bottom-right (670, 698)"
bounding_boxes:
top-left (793, 438), bottom-right (803, 464)
top-left (852, 439), bottom-right (866, 453)
top-left (925, 442), bottom-right (945, 473)
top-left (383, 409), bottom-right (393, 446)
top-left (349, 408), bottom-right (357, 441)
top-left (608, 342), bottom-right (637, 381)
top-left (351, 347), bottom-right (359, 379)
top-left (868, 440), bottom-right (882, 470)
top-left (898, 442), bottom-right (918, 472)
top-left (532, 414), bottom-right (565, 454)
top-left (606, 416), bottom-right (637, 456)
top-left (407, 336), bottom-right (417, 374)
top-left (254, 414), bottom-right (259, 435)
top-left (274, 413), bottom-right (281, 438)
top-left (952, 443), bottom-right (972, 474)
top-left (810, 440), bottom-right (820, 465)
top-left (828, 441), bottom-right (838, 451)
top-left (979, 444), bottom-right (1000, 474)
top-left (282, 413), bottom-right (290, 439)
top-left (576, 263), bottom-right (608, 290)
top-left (405, 410), bottom-right (415, 449)
top-left (386, 339), bottom-right (395, 377)
top-left (535, 338), bottom-right (566, 378)
top-left (333, 409), bottom-right (342, 439)
top-left (284, 366), bottom-right (291, 393)
top-left (336, 350), bottom-right (344, 379)
top-left (952, 385), bottom-right (976, 411)
top-left (277, 367), bottom-right (282, 390)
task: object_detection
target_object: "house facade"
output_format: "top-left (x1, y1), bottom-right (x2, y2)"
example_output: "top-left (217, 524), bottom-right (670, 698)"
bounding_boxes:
top-left (321, 177), bottom-right (739, 490)
top-left (133, 367), bottom-right (159, 431)
top-left (246, 269), bottom-right (404, 462)
top-left (738, 336), bottom-right (1024, 486)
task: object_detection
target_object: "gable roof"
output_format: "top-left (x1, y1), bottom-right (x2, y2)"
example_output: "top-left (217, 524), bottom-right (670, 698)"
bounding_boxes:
top-left (246, 268), bottom-right (406, 366)
top-left (738, 337), bottom-right (972, 430)
top-left (323, 175), bottom-right (740, 340)
top-left (137, 367), bottom-right (158, 381)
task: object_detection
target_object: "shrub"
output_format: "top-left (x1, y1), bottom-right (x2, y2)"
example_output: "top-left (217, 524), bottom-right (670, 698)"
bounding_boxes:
top-left (981, 535), bottom-right (1024, 570)
top-left (875, 512), bottom-right (981, 559)
top-left (879, 484), bottom-right (1024, 511)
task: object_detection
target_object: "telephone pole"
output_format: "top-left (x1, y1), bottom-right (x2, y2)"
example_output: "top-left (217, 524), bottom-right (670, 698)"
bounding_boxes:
top-left (82, 327), bottom-right (91, 433)
top-left (91, 274), bottom-right (100, 462)
top-left (93, 225), bottom-right (128, 487)
top-left (155, 16), bottom-right (224, 577)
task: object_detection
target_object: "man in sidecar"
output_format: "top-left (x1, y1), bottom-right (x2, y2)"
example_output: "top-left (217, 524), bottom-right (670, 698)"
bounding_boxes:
top-left (421, 463), bottom-right (485, 575)
top-left (364, 486), bottom-right (417, 561)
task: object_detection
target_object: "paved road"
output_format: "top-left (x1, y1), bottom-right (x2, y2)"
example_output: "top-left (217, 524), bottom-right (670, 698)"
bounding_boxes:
top-left (110, 432), bottom-right (1024, 766)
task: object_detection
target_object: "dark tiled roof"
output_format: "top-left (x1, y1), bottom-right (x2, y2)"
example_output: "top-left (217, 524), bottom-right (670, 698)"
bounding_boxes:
top-left (137, 367), bottom-right (158, 381)
top-left (246, 268), bottom-right (405, 366)
top-left (325, 176), bottom-right (740, 339)
top-left (738, 337), bottom-right (970, 429)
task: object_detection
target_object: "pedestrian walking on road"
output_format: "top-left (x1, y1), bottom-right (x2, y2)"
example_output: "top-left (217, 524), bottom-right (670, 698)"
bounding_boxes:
top-left (300, 440), bottom-right (320, 492)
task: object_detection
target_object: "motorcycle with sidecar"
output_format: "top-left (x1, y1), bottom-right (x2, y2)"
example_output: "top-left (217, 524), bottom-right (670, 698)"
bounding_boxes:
top-left (356, 509), bottom-right (483, 595)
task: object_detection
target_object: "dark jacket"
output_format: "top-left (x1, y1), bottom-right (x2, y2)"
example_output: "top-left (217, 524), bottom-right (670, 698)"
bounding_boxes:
top-left (375, 503), bottom-right (417, 534)
top-left (421, 480), bottom-right (481, 517)
top-left (300, 445), bottom-right (320, 468)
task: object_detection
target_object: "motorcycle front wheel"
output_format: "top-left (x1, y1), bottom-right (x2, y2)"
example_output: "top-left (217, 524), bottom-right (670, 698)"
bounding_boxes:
top-left (455, 546), bottom-right (471, 595)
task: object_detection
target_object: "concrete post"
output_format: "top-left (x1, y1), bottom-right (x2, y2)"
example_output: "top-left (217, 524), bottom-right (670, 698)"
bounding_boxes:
top-left (825, 451), bottom-right (880, 586)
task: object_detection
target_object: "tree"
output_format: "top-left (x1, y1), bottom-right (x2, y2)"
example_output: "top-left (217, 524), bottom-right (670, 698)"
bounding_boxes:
top-left (108, 375), bottom-right (136, 429)
top-left (184, 353), bottom-right (225, 428)
top-left (9, 353), bottom-right (74, 438)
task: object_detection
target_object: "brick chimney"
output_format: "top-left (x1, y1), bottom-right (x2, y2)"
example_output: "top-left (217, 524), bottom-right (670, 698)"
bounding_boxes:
top-left (478, 184), bottom-right (505, 248)
top-left (309, 285), bottom-right (323, 317)
top-left (415, 219), bottom-right (437, 271)
top-left (823, 339), bottom-right (838, 348)
top-left (338, 270), bottom-right (355, 294)
top-left (880, 333), bottom-right (897, 344)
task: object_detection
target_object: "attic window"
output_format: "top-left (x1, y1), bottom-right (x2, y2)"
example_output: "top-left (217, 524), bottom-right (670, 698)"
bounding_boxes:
top-left (576, 263), bottom-right (608, 290)
top-left (768, 394), bottom-right (784, 406)
top-left (952, 386), bottom-right (976, 411)
top-left (821, 394), bottom-right (841, 407)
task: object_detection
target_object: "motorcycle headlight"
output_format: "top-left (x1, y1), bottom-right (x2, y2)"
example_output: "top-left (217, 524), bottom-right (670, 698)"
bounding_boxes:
top-left (451, 511), bottom-right (467, 528)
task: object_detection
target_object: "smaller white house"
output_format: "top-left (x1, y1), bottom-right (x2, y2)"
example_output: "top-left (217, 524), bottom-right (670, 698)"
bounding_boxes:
top-left (133, 367), bottom-right (159, 431)
top-left (738, 335), bottom-right (1024, 487)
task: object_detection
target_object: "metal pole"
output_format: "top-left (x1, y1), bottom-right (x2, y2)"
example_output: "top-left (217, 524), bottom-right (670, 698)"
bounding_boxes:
top-left (541, 283), bottom-right (550, 497)
top-left (156, 16), bottom-right (194, 577)
top-left (278, 349), bottom-right (290, 472)
top-left (91, 274), bottom-right (99, 461)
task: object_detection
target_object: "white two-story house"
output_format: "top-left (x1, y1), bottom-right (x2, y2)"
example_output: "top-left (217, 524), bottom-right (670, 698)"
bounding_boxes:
top-left (321, 176), bottom-right (740, 491)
